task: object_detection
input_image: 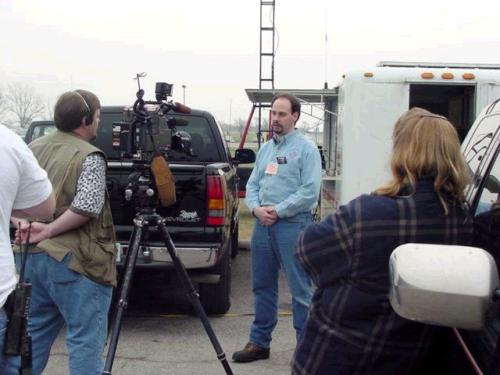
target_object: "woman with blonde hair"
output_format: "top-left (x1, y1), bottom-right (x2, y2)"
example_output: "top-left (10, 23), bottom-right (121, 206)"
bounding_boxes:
top-left (292, 107), bottom-right (473, 374)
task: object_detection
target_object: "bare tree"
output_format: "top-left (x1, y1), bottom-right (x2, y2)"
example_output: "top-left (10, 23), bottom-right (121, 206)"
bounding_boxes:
top-left (45, 97), bottom-right (54, 120)
top-left (236, 117), bottom-right (247, 135)
top-left (0, 90), bottom-right (7, 119)
top-left (5, 82), bottom-right (45, 129)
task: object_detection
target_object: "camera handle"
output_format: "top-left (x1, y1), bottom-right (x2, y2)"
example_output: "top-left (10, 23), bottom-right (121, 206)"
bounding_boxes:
top-left (102, 211), bottom-right (233, 375)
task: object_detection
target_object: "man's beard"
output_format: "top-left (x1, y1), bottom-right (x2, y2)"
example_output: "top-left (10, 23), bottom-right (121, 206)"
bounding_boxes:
top-left (272, 123), bottom-right (283, 134)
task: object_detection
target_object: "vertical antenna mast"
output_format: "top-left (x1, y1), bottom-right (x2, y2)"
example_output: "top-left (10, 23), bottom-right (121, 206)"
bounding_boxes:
top-left (324, 4), bottom-right (328, 89)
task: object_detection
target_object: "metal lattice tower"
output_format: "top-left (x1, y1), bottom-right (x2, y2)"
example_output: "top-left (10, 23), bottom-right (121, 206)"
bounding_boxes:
top-left (259, 0), bottom-right (275, 90)
top-left (255, 0), bottom-right (276, 146)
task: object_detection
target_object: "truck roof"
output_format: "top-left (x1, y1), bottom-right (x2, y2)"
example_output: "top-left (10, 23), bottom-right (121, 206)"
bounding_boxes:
top-left (101, 105), bottom-right (212, 118)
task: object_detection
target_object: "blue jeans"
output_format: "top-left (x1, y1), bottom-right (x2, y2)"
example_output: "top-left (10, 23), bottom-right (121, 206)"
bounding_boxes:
top-left (249, 213), bottom-right (313, 348)
top-left (4, 252), bottom-right (112, 375)
top-left (0, 307), bottom-right (12, 373)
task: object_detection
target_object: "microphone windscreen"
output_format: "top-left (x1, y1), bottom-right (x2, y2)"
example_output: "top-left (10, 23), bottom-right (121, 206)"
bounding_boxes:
top-left (173, 102), bottom-right (191, 114)
top-left (151, 155), bottom-right (176, 207)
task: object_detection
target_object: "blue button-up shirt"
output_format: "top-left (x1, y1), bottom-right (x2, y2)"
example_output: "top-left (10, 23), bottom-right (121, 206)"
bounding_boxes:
top-left (245, 130), bottom-right (321, 218)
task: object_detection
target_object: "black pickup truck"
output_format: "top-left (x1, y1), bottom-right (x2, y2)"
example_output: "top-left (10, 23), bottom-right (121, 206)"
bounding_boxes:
top-left (24, 106), bottom-right (255, 314)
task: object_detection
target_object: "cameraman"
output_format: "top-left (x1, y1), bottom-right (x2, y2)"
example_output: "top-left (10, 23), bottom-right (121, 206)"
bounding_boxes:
top-left (5, 90), bottom-right (117, 375)
top-left (0, 125), bottom-right (54, 372)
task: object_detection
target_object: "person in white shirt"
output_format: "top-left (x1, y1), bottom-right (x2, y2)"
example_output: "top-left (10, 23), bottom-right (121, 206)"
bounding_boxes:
top-left (0, 124), bottom-right (54, 373)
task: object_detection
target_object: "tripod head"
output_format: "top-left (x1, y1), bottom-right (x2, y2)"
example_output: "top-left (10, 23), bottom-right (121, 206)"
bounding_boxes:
top-left (124, 161), bottom-right (160, 213)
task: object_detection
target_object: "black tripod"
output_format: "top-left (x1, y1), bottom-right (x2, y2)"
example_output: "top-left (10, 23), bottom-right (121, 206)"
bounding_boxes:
top-left (102, 206), bottom-right (233, 375)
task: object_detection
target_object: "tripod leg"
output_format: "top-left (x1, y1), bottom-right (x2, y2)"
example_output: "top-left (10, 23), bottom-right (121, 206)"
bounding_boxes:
top-left (108, 226), bottom-right (137, 333)
top-left (103, 219), bottom-right (145, 375)
top-left (157, 219), bottom-right (233, 375)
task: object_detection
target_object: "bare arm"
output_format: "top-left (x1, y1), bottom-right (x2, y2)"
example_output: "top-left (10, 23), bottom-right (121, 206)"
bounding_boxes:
top-left (17, 209), bottom-right (91, 244)
top-left (43, 209), bottom-right (91, 238)
top-left (12, 192), bottom-right (56, 221)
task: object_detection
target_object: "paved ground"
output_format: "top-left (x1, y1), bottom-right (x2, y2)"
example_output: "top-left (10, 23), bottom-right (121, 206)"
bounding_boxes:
top-left (43, 248), bottom-right (296, 374)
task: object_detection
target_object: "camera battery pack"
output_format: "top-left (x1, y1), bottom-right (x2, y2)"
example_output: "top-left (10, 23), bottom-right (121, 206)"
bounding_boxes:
top-left (4, 282), bottom-right (31, 356)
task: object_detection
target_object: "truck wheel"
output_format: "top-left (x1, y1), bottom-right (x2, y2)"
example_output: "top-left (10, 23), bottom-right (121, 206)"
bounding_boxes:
top-left (231, 222), bottom-right (239, 259)
top-left (199, 246), bottom-right (231, 315)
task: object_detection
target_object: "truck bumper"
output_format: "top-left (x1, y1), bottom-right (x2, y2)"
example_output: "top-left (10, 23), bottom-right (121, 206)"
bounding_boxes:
top-left (116, 243), bottom-right (221, 269)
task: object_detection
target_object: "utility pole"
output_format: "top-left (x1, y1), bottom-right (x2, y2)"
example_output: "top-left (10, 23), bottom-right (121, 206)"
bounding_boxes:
top-left (182, 85), bottom-right (186, 104)
top-left (228, 99), bottom-right (232, 142)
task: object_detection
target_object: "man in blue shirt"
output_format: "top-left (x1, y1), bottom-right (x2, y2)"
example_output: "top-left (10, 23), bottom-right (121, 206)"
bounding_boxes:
top-left (232, 93), bottom-right (322, 363)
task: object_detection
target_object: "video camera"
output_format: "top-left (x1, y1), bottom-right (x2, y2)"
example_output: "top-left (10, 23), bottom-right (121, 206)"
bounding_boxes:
top-left (113, 75), bottom-right (191, 210)
top-left (112, 80), bottom-right (193, 161)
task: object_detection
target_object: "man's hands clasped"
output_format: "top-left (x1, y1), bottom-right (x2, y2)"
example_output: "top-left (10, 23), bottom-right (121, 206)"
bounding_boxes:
top-left (253, 206), bottom-right (279, 227)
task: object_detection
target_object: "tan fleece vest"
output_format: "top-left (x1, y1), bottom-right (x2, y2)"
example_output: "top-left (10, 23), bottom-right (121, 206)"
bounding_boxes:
top-left (29, 130), bottom-right (117, 286)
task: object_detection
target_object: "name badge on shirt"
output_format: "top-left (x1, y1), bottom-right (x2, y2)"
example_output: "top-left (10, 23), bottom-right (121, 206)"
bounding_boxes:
top-left (265, 162), bottom-right (279, 175)
top-left (276, 156), bottom-right (287, 164)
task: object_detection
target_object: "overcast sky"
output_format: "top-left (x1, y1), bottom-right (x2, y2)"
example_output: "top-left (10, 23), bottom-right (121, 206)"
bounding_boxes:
top-left (2, 0), bottom-right (500, 124)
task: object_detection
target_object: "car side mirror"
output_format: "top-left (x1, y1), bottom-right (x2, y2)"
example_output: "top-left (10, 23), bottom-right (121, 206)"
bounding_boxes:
top-left (485, 174), bottom-right (500, 194)
top-left (232, 148), bottom-right (256, 164)
top-left (389, 243), bottom-right (499, 330)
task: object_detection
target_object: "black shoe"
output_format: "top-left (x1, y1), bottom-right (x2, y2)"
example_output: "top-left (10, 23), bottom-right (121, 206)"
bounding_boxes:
top-left (232, 343), bottom-right (270, 363)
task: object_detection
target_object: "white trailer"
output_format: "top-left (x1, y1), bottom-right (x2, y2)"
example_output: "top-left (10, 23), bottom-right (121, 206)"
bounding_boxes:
top-left (321, 61), bottom-right (500, 216)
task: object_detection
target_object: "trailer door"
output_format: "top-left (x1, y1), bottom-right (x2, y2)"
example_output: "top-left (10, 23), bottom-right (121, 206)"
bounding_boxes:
top-left (409, 84), bottom-right (475, 141)
top-left (340, 80), bottom-right (409, 205)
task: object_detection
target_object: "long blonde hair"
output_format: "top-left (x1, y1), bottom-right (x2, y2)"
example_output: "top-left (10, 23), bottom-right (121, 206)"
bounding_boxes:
top-left (374, 107), bottom-right (470, 215)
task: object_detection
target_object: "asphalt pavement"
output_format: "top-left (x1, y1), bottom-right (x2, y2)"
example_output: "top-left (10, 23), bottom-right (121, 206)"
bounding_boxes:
top-left (43, 248), bottom-right (296, 374)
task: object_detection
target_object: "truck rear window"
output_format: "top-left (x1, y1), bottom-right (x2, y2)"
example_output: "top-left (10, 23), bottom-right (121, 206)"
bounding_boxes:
top-left (27, 112), bottom-right (222, 163)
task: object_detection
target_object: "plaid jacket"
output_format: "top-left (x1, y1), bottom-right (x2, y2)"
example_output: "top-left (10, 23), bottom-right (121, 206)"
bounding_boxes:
top-left (293, 180), bottom-right (472, 375)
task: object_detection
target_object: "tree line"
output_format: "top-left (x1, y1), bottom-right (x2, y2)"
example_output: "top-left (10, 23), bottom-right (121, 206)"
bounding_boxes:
top-left (0, 82), bottom-right (51, 134)
top-left (0, 83), bottom-right (320, 142)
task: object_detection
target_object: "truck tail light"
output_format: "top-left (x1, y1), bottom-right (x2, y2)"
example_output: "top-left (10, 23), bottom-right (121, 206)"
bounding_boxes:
top-left (206, 175), bottom-right (225, 226)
